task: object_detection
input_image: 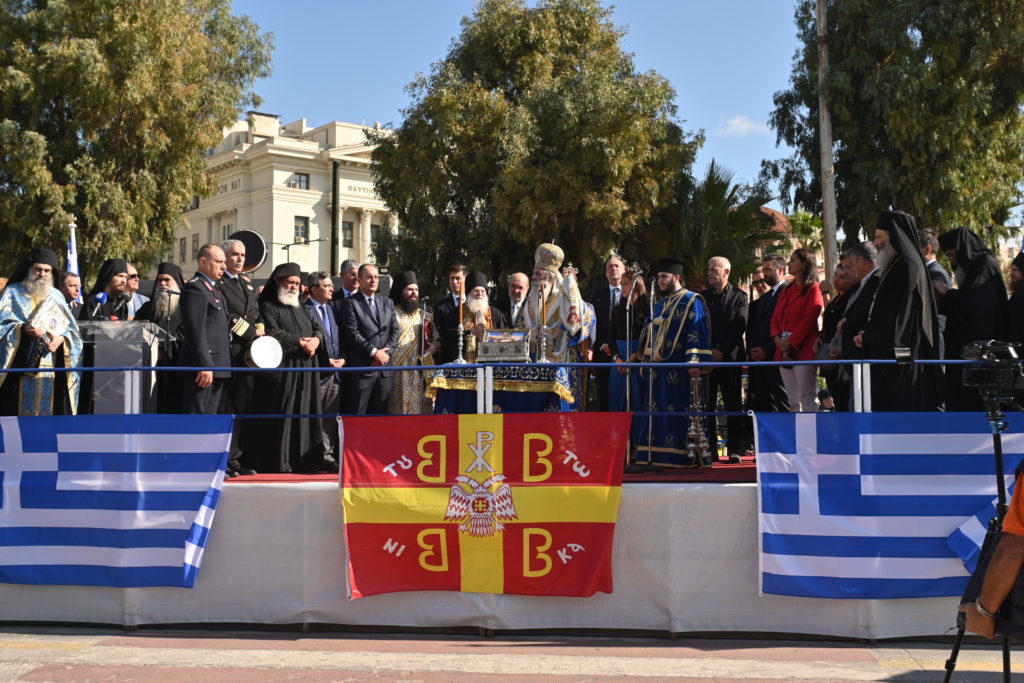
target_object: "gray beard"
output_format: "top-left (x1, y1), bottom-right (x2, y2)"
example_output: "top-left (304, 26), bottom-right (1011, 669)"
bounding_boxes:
top-left (152, 287), bottom-right (180, 320)
top-left (25, 273), bottom-right (52, 304)
top-left (876, 242), bottom-right (898, 272)
top-left (277, 287), bottom-right (300, 308)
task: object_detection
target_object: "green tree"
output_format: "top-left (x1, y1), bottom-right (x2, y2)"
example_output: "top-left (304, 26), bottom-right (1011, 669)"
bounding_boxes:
top-left (0, 0), bottom-right (272, 279)
top-left (368, 0), bottom-right (699, 295)
top-left (762, 0), bottom-right (1024, 245)
top-left (787, 210), bottom-right (823, 254)
top-left (646, 160), bottom-right (783, 291)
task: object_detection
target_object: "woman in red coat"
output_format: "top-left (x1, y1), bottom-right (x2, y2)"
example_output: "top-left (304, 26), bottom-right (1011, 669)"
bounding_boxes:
top-left (770, 249), bottom-right (824, 411)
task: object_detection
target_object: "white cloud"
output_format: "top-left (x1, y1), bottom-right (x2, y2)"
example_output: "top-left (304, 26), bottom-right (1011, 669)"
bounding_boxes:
top-left (717, 115), bottom-right (769, 138)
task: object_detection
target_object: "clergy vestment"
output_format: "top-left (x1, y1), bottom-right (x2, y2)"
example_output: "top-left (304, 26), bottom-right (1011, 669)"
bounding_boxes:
top-left (0, 285), bottom-right (82, 415)
top-left (388, 307), bottom-right (433, 415)
top-left (634, 289), bottom-right (712, 467)
top-left (863, 211), bottom-right (944, 411)
top-left (248, 299), bottom-right (327, 473)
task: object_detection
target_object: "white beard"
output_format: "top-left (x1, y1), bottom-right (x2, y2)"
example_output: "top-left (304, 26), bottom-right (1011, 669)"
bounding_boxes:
top-left (25, 273), bottom-right (53, 305)
top-left (525, 275), bottom-right (557, 323)
top-left (277, 287), bottom-right (300, 308)
top-left (152, 286), bottom-right (180, 320)
top-left (467, 296), bottom-right (489, 316)
top-left (876, 242), bottom-right (898, 272)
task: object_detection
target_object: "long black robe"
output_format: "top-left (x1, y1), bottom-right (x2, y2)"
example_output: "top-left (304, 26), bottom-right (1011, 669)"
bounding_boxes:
top-left (938, 226), bottom-right (1009, 411)
top-left (247, 299), bottom-right (327, 473)
top-left (863, 211), bottom-right (944, 411)
top-left (134, 302), bottom-right (184, 413)
top-left (1008, 253), bottom-right (1024, 347)
top-left (134, 262), bottom-right (186, 413)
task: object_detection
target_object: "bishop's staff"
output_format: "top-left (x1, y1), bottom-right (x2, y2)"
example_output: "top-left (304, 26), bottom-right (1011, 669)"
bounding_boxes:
top-left (536, 283), bottom-right (550, 364)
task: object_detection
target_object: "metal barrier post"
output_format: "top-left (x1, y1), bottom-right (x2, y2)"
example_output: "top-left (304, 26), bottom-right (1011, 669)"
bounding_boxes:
top-left (484, 365), bottom-right (494, 413)
top-left (475, 367), bottom-right (485, 414)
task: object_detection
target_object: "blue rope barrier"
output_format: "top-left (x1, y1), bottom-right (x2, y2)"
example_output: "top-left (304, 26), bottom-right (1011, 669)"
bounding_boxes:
top-left (0, 358), bottom-right (984, 374)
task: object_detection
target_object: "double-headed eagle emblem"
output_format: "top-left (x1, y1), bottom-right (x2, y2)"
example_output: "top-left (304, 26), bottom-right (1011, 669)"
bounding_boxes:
top-left (444, 474), bottom-right (518, 537)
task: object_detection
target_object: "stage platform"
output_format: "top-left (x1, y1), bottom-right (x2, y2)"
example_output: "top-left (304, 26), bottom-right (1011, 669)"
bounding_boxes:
top-left (0, 476), bottom-right (958, 639)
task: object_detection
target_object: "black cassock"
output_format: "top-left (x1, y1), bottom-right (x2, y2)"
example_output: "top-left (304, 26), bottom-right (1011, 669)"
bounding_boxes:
top-left (938, 227), bottom-right (1009, 411)
top-left (248, 300), bottom-right (327, 473)
top-left (134, 302), bottom-right (184, 413)
top-left (864, 212), bottom-right (944, 411)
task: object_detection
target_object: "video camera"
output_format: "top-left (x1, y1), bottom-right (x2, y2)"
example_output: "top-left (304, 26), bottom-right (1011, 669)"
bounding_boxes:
top-left (961, 339), bottom-right (1024, 394)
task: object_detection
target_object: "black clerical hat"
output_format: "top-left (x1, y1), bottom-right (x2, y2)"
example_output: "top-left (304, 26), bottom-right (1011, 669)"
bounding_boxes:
top-left (654, 258), bottom-right (684, 276)
top-left (466, 271), bottom-right (488, 291)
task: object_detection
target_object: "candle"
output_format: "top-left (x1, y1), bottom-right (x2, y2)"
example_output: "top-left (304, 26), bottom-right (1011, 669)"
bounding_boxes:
top-left (458, 281), bottom-right (463, 329)
top-left (539, 284), bottom-right (546, 327)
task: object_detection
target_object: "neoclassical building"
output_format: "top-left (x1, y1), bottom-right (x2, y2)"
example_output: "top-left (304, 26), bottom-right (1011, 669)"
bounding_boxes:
top-left (171, 112), bottom-right (396, 279)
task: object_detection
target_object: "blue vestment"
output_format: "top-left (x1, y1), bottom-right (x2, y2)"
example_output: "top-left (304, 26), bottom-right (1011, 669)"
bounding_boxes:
top-left (634, 289), bottom-right (712, 467)
top-left (0, 284), bottom-right (82, 415)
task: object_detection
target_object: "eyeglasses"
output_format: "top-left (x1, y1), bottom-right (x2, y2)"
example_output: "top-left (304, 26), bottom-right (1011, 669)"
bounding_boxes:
top-left (128, 274), bottom-right (140, 280)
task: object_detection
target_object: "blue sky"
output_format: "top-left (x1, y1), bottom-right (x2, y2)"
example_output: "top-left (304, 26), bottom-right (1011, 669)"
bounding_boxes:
top-left (233, 0), bottom-right (800, 199)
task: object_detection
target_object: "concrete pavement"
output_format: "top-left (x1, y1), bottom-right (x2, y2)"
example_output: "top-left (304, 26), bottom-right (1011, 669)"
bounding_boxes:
top-left (0, 626), bottom-right (1019, 682)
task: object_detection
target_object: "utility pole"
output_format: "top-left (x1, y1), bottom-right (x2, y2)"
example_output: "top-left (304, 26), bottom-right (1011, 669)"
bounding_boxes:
top-left (817, 0), bottom-right (838, 278)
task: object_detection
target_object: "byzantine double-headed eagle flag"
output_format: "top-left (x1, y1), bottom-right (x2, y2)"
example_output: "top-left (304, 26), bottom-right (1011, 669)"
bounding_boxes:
top-left (340, 413), bottom-right (630, 599)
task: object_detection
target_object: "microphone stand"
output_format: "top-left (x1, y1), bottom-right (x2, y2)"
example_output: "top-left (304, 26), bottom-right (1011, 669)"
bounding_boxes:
top-left (646, 277), bottom-right (656, 464)
top-left (625, 278), bottom-right (662, 474)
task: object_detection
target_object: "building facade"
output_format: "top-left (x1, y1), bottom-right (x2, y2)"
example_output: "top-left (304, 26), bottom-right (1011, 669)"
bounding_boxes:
top-left (170, 112), bottom-right (396, 279)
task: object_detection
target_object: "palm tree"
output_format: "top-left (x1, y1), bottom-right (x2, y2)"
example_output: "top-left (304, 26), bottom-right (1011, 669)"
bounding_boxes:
top-left (641, 160), bottom-right (784, 290)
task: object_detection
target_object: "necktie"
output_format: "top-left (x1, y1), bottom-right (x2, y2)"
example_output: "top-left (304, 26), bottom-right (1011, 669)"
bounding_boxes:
top-left (611, 287), bottom-right (620, 317)
top-left (368, 296), bottom-right (378, 322)
top-left (320, 304), bottom-right (331, 339)
top-left (512, 302), bottom-right (520, 323)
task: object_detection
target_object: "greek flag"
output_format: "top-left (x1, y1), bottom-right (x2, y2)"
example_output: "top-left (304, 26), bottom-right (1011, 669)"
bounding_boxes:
top-left (0, 414), bottom-right (232, 588)
top-left (756, 412), bottom-right (1024, 599)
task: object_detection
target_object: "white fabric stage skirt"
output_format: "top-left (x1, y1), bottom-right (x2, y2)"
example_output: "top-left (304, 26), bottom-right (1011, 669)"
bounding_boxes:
top-left (0, 482), bottom-right (959, 638)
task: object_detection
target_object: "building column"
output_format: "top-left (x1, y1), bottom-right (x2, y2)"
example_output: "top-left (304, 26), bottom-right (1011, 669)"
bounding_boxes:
top-left (335, 205), bottom-right (348, 273)
top-left (358, 208), bottom-right (374, 263)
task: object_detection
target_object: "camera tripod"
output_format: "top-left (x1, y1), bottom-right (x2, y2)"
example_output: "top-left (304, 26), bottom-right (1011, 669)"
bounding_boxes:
top-left (942, 389), bottom-right (1015, 683)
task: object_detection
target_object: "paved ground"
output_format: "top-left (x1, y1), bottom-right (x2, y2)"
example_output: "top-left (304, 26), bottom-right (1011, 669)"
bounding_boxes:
top-left (0, 627), bottom-right (1019, 682)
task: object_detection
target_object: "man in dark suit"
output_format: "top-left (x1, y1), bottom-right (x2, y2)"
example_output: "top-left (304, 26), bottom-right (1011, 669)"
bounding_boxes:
top-left (340, 263), bottom-right (400, 414)
top-left (592, 257), bottom-right (625, 411)
top-left (217, 238), bottom-right (262, 475)
top-left (433, 264), bottom-right (467, 364)
top-left (502, 272), bottom-right (530, 329)
top-left (701, 256), bottom-right (749, 462)
top-left (747, 254), bottom-right (788, 414)
top-left (306, 271), bottom-right (346, 456)
top-left (331, 259), bottom-right (360, 301)
top-left (179, 243), bottom-right (230, 414)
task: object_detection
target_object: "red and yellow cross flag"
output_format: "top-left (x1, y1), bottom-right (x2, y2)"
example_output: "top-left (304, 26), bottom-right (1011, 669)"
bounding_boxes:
top-left (340, 412), bottom-right (630, 599)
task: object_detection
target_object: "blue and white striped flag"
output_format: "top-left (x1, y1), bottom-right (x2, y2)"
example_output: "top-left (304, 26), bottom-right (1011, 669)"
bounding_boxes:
top-left (756, 412), bottom-right (1024, 599)
top-left (0, 414), bottom-right (232, 588)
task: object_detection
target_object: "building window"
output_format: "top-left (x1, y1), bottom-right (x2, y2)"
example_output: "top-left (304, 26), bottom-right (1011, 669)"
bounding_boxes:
top-left (342, 221), bottom-right (354, 248)
top-left (191, 233), bottom-right (199, 259)
top-left (222, 223), bottom-right (232, 241)
top-left (179, 237), bottom-right (186, 263)
top-left (294, 216), bottom-right (309, 243)
top-left (190, 195), bottom-right (200, 210)
top-left (370, 223), bottom-right (381, 251)
top-left (289, 173), bottom-right (309, 190)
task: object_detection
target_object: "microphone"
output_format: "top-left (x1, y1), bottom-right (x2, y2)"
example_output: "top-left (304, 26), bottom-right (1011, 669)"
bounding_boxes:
top-left (90, 291), bottom-right (108, 318)
top-left (626, 273), bottom-right (643, 312)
